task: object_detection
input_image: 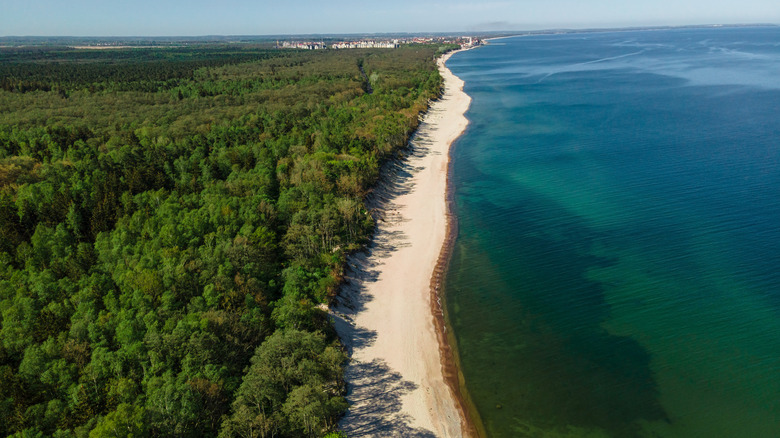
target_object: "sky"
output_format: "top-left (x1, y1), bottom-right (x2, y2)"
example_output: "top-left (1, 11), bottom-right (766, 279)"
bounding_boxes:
top-left (1, 0), bottom-right (779, 36)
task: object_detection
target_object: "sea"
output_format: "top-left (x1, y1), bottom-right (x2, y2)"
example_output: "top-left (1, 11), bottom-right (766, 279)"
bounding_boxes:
top-left (444, 26), bottom-right (780, 437)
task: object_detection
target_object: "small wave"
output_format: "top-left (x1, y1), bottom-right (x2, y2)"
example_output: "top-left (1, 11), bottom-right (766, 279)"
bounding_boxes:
top-left (537, 50), bottom-right (646, 83)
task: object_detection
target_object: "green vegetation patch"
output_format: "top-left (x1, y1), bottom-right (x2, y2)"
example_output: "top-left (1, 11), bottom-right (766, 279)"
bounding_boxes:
top-left (0, 45), bottom-right (443, 437)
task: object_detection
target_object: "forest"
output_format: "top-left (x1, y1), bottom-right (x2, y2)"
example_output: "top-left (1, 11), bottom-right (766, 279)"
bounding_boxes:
top-left (0, 43), bottom-right (451, 437)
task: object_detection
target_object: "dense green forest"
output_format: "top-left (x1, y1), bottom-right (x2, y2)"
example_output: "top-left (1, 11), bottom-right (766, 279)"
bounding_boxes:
top-left (0, 44), bottom-right (450, 437)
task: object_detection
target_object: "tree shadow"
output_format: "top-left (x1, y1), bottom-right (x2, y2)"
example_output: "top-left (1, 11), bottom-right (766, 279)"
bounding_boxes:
top-left (329, 309), bottom-right (377, 355)
top-left (339, 358), bottom-right (437, 438)
top-left (330, 126), bottom-right (442, 437)
top-left (332, 134), bottom-right (433, 316)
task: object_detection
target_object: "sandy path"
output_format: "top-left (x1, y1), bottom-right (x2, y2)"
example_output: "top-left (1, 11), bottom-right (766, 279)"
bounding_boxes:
top-left (332, 51), bottom-right (472, 437)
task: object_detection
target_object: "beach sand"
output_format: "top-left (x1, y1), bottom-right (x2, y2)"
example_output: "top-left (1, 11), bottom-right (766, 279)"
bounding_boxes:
top-left (332, 50), bottom-right (472, 437)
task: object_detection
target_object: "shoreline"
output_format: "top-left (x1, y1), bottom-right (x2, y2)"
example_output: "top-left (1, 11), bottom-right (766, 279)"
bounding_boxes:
top-left (331, 48), bottom-right (476, 437)
top-left (429, 49), bottom-right (486, 438)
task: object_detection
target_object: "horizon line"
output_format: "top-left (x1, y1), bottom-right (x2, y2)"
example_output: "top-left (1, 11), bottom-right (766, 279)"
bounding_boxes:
top-left (1, 23), bottom-right (777, 40)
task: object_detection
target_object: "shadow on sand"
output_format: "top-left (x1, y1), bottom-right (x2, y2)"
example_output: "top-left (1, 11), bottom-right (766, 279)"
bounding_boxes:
top-left (330, 121), bottom-right (442, 437)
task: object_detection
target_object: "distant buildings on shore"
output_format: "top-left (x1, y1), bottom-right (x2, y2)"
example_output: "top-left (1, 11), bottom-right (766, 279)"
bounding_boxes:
top-left (275, 40), bottom-right (399, 50)
top-left (276, 36), bottom-right (482, 50)
top-left (276, 41), bottom-right (328, 50)
top-left (331, 40), bottom-right (399, 49)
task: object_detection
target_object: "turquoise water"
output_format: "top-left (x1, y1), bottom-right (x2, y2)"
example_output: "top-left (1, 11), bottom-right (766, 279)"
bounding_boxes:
top-left (445, 27), bottom-right (780, 437)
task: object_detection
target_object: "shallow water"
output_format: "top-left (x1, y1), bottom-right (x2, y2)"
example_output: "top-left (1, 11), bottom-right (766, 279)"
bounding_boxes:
top-left (445, 27), bottom-right (780, 437)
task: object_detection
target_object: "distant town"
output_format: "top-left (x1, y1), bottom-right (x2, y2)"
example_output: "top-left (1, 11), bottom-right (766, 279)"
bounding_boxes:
top-left (276, 36), bottom-right (482, 50)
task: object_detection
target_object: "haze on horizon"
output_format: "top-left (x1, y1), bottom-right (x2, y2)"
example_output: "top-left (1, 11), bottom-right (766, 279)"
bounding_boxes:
top-left (2, 0), bottom-right (779, 37)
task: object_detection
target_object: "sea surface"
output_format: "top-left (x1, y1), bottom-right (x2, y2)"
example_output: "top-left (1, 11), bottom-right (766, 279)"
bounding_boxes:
top-left (444, 27), bottom-right (780, 437)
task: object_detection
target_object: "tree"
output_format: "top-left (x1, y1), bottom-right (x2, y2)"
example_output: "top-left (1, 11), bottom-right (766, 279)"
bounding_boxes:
top-left (1, 43), bottom-right (443, 436)
top-left (283, 384), bottom-right (348, 437)
top-left (89, 403), bottom-right (147, 438)
top-left (221, 329), bottom-right (347, 437)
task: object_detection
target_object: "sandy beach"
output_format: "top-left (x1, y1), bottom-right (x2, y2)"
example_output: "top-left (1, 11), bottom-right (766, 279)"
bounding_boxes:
top-left (331, 50), bottom-right (472, 437)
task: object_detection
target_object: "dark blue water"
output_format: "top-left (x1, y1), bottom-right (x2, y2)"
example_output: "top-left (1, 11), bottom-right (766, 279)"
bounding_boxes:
top-left (445, 27), bottom-right (780, 437)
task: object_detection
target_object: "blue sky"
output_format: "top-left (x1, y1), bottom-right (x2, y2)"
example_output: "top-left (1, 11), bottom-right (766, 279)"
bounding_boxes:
top-left (2, 0), bottom-right (779, 36)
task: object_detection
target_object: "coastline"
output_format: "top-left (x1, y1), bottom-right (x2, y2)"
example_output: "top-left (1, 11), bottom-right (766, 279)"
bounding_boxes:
top-left (331, 49), bottom-right (475, 437)
top-left (429, 50), bottom-right (486, 438)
